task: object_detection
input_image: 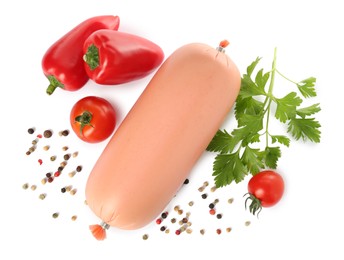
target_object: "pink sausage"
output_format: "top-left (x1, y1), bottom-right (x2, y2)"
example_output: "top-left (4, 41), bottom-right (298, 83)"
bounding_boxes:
top-left (86, 42), bottom-right (241, 238)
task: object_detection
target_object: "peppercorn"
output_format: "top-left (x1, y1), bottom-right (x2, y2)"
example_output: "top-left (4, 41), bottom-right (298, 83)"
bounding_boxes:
top-left (226, 227), bottom-right (232, 233)
top-left (216, 213), bottom-right (222, 219)
top-left (161, 212), bottom-right (168, 219)
top-left (228, 198), bottom-right (234, 204)
top-left (57, 166), bottom-right (64, 172)
top-left (39, 193), bottom-right (46, 200)
top-left (160, 226), bottom-right (166, 232)
top-left (47, 177), bottom-right (54, 183)
top-left (62, 146), bottom-right (69, 151)
top-left (71, 215), bottom-right (77, 221)
top-left (29, 146), bottom-right (36, 153)
top-left (32, 139), bottom-right (38, 145)
top-left (68, 171), bottom-right (76, 178)
top-left (174, 205), bottom-right (180, 211)
top-left (76, 165), bottom-right (82, 172)
top-left (216, 228), bottom-right (222, 234)
top-left (142, 234), bottom-right (149, 240)
top-left (156, 218), bottom-right (162, 225)
top-left (26, 151), bottom-right (31, 155)
top-left (182, 217), bottom-right (188, 224)
top-left (70, 189), bottom-right (77, 195)
top-left (171, 218), bottom-right (176, 224)
top-left (22, 183), bottom-right (29, 190)
top-left (38, 159), bottom-right (43, 165)
top-left (61, 187), bottom-right (66, 193)
top-left (30, 185), bottom-right (37, 191)
top-left (41, 178), bottom-right (47, 185)
top-left (210, 186), bottom-right (217, 192)
top-left (72, 151), bottom-right (78, 158)
top-left (43, 129), bottom-right (53, 138)
top-left (61, 130), bottom-right (69, 136)
top-left (63, 154), bottom-right (70, 160)
top-left (200, 229), bottom-right (205, 235)
top-left (177, 209), bottom-right (183, 215)
top-left (209, 209), bottom-right (216, 215)
top-left (245, 221), bottom-right (251, 226)
top-left (43, 145), bottom-right (50, 151)
top-left (201, 193), bottom-right (208, 199)
top-left (46, 172), bottom-right (52, 178)
top-left (183, 178), bottom-right (189, 184)
top-left (186, 228), bottom-right (192, 234)
top-left (175, 229), bottom-right (181, 235)
top-left (65, 186), bottom-right (72, 192)
top-left (165, 229), bottom-right (170, 234)
top-left (28, 128), bottom-right (35, 134)
top-left (50, 155), bottom-right (56, 161)
top-left (209, 203), bottom-right (215, 209)
top-left (52, 212), bottom-right (59, 218)
top-left (37, 134), bottom-right (42, 138)
top-left (188, 201), bottom-right (194, 207)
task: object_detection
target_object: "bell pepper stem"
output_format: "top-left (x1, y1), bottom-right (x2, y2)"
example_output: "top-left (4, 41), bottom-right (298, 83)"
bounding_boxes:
top-left (46, 75), bottom-right (64, 95)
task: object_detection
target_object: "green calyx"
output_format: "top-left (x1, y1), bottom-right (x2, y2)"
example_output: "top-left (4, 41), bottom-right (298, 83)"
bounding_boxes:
top-left (74, 111), bottom-right (94, 136)
top-left (83, 44), bottom-right (99, 70)
top-left (244, 193), bottom-right (262, 217)
top-left (46, 75), bottom-right (64, 95)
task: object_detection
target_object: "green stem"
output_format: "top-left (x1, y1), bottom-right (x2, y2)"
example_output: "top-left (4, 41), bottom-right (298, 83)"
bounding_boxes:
top-left (46, 75), bottom-right (64, 95)
top-left (276, 69), bottom-right (298, 85)
top-left (84, 44), bottom-right (100, 70)
top-left (265, 47), bottom-right (278, 147)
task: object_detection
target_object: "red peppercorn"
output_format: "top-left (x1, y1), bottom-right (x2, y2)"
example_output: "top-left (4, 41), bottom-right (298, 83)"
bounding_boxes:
top-left (54, 171), bottom-right (61, 177)
top-left (47, 177), bottom-right (54, 183)
top-left (209, 209), bottom-right (216, 215)
top-left (156, 218), bottom-right (162, 225)
top-left (38, 159), bottom-right (43, 165)
top-left (175, 229), bottom-right (181, 235)
top-left (37, 134), bottom-right (43, 138)
top-left (216, 228), bottom-right (222, 234)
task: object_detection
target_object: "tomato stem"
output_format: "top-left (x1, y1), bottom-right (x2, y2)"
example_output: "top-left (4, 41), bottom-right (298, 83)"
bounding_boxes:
top-left (74, 111), bottom-right (94, 136)
top-left (244, 192), bottom-right (263, 217)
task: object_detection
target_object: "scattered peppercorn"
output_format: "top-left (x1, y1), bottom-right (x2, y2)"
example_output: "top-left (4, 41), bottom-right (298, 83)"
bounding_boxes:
top-left (39, 193), bottom-right (46, 200)
top-left (216, 213), bottom-right (222, 219)
top-left (216, 228), bottom-right (222, 234)
top-left (228, 198), bottom-right (234, 204)
top-left (41, 178), bottom-right (47, 185)
top-left (186, 228), bottom-right (192, 234)
top-left (52, 212), bottom-right (59, 218)
top-left (32, 139), bottom-right (38, 145)
top-left (46, 172), bottom-right (52, 178)
top-left (38, 159), bottom-right (43, 165)
top-left (47, 177), bottom-right (54, 183)
top-left (183, 178), bottom-right (189, 184)
top-left (57, 166), bottom-right (64, 172)
top-left (60, 130), bottom-right (69, 136)
top-left (174, 205), bottom-right (180, 212)
top-left (188, 201), bottom-right (194, 207)
top-left (209, 209), bottom-right (216, 215)
top-left (161, 212), bottom-right (168, 219)
top-left (142, 234), bottom-right (149, 240)
top-left (65, 186), bottom-right (73, 192)
top-left (201, 193), bottom-right (208, 199)
top-left (62, 146), bottom-right (69, 151)
top-left (210, 186), bottom-right (217, 192)
top-left (76, 165), bottom-right (82, 172)
top-left (61, 187), bottom-right (66, 193)
top-left (182, 217), bottom-right (188, 224)
top-left (43, 129), bottom-right (53, 138)
top-left (71, 215), bottom-right (77, 221)
top-left (175, 229), bottom-right (181, 235)
top-left (72, 151), bottom-right (78, 158)
top-left (63, 154), bottom-right (70, 160)
top-left (171, 218), bottom-right (176, 224)
top-left (156, 218), bottom-right (162, 225)
top-left (37, 134), bottom-right (43, 139)
top-left (245, 221), bottom-right (251, 226)
top-left (26, 151), bottom-right (31, 155)
top-left (70, 189), bottom-right (77, 196)
top-left (165, 229), bottom-right (170, 234)
top-left (177, 209), bottom-right (183, 215)
top-left (68, 171), bottom-right (76, 178)
top-left (209, 203), bottom-right (215, 209)
top-left (226, 227), bottom-right (232, 233)
top-left (43, 145), bottom-right (50, 151)
top-left (30, 185), bottom-right (37, 191)
top-left (22, 183), bottom-right (29, 190)
top-left (28, 128), bottom-right (35, 134)
top-left (200, 229), bottom-right (205, 235)
top-left (50, 155), bottom-right (56, 161)
top-left (160, 226), bottom-right (166, 232)
top-left (29, 146), bottom-right (36, 153)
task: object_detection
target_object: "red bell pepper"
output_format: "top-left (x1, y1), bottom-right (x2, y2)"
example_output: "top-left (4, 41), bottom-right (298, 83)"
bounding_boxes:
top-left (42, 15), bottom-right (120, 95)
top-left (83, 30), bottom-right (164, 85)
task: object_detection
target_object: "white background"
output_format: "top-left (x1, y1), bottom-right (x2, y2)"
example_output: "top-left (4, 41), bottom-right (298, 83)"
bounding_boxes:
top-left (1, 0), bottom-right (343, 259)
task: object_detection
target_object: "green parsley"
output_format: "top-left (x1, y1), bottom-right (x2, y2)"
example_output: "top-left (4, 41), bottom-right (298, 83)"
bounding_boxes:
top-left (207, 48), bottom-right (321, 188)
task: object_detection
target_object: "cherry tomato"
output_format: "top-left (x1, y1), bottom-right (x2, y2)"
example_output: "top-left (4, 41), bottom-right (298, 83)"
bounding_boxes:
top-left (70, 96), bottom-right (116, 143)
top-left (245, 170), bottom-right (284, 216)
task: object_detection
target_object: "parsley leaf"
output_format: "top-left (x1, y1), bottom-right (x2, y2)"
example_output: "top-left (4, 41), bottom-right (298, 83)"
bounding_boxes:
top-left (206, 129), bottom-right (232, 154)
top-left (270, 135), bottom-right (290, 147)
top-left (297, 77), bottom-right (317, 98)
top-left (274, 92), bottom-right (303, 123)
top-left (296, 103), bottom-right (321, 118)
top-left (287, 118), bottom-right (321, 142)
top-left (242, 146), bottom-right (265, 174)
top-left (212, 152), bottom-right (247, 188)
top-left (263, 146), bottom-right (281, 169)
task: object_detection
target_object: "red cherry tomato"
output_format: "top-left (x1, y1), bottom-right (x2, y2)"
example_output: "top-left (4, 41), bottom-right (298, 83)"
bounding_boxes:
top-left (70, 96), bottom-right (116, 143)
top-left (245, 170), bottom-right (284, 216)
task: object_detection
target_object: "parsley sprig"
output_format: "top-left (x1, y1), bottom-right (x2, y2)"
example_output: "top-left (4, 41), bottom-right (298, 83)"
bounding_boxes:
top-left (207, 48), bottom-right (321, 188)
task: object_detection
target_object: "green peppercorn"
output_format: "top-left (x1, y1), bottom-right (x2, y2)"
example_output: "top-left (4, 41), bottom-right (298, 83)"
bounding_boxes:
top-left (52, 212), bottom-right (59, 218)
top-left (142, 234), bottom-right (149, 240)
top-left (22, 183), bottom-right (29, 190)
top-left (39, 193), bottom-right (46, 200)
top-left (50, 155), bottom-right (56, 161)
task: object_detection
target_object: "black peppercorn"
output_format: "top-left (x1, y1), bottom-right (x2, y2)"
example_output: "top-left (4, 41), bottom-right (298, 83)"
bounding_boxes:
top-left (201, 193), bottom-right (208, 199)
top-left (183, 178), bottom-right (189, 184)
top-left (28, 128), bottom-right (35, 134)
top-left (43, 129), bottom-right (53, 138)
top-left (209, 203), bottom-right (215, 209)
